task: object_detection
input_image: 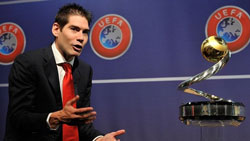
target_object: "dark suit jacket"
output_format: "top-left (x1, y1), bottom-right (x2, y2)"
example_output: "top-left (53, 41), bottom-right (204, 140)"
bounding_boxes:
top-left (4, 47), bottom-right (103, 141)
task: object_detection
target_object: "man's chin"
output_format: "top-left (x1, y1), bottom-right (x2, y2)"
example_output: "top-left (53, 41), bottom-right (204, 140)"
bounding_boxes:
top-left (64, 52), bottom-right (81, 61)
top-left (72, 51), bottom-right (81, 57)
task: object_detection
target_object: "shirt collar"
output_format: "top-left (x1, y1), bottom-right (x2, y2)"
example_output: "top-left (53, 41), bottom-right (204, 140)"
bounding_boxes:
top-left (51, 42), bottom-right (74, 66)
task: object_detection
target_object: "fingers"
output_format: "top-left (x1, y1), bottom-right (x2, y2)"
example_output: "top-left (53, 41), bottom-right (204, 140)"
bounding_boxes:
top-left (61, 96), bottom-right (98, 124)
top-left (109, 129), bottom-right (126, 137)
top-left (115, 129), bottom-right (126, 136)
top-left (66, 107), bottom-right (96, 121)
top-left (76, 110), bottom-right (97, 120)
top-left (75, 107), bottom-right (94, 114)
top-left (66, 95), bottom-right (80, 105)
top-left (100, 130), bottom-right (125, 141)
top-left (65, 96), bottom-right (95, 115)
top-left (84, 116), bottom-right (96, 124)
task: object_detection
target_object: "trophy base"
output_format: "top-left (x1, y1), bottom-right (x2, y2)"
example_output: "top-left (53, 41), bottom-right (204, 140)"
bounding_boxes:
top-left (179, 101), bottom-right (245, 126)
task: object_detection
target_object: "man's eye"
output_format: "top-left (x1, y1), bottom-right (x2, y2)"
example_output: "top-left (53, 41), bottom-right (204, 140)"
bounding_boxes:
top-left (83, 30), bottom-right (90, 34)
top-left (71, 27), bottom-right (80, 31)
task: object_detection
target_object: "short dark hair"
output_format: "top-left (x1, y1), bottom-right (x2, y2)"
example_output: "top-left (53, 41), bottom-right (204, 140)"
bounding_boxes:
top-left (55, 3), bottom-right (92, 30)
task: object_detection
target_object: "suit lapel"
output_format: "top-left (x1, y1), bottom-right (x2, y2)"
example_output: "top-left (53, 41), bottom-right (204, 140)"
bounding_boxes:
top-left (43, 47), bottom-right (62, 106)
top-left (72, 57), bottom-right (81, 96)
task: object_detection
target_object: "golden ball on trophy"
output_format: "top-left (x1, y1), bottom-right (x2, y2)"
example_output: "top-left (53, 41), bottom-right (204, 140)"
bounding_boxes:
top-left (201, 36), bottom-right (228, 63)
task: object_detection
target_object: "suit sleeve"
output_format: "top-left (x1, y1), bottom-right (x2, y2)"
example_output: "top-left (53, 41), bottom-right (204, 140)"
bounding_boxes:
top-left (8, 53), bottom-right (49, 132)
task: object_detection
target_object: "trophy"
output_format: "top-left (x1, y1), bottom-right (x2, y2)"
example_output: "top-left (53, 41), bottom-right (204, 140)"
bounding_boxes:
top-left (178, 36), bottom-right (245, 127)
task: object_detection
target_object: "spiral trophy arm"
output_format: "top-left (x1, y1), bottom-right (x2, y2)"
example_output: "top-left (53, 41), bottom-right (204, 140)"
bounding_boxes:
top-left (178, 45), bottom-right (231, 101)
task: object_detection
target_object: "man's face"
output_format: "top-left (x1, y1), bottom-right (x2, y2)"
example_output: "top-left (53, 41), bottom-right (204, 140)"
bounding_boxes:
top-left (52, 15), bottom-right (90, 61)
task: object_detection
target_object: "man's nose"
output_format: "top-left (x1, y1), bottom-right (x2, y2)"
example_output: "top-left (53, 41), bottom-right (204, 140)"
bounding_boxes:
top-left (77, 33), bottom-right (84, 43)
top-left (77, 39), bottom-right (83, 43)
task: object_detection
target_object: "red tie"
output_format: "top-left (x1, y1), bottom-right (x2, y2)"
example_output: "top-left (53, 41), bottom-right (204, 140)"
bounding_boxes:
top-left (62, 63), bottom-right (79, 141)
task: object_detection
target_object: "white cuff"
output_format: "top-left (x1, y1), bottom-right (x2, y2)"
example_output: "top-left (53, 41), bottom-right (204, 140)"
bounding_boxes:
top-left (46, 113), bottom-right (59, 130)
top-left (93, 135), bottom-right (104, 141)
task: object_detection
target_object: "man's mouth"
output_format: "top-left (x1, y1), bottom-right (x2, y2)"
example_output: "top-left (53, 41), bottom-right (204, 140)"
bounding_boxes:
top-left (73, 45), bottom-right (83, 52)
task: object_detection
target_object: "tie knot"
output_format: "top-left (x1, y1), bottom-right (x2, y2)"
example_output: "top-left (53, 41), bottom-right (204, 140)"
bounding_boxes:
top-left (62, 63), bottom-right (72, 73)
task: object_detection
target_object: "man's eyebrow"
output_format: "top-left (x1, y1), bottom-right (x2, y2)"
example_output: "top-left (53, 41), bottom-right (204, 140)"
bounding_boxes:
top-left (69, 25), bottom-right (80, 29)
top-left (69, 25), bottom-right (89, 31)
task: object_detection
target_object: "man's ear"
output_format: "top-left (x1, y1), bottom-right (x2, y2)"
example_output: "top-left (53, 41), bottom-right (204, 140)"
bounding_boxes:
top-left (52, 23), bottom-right (60, 37)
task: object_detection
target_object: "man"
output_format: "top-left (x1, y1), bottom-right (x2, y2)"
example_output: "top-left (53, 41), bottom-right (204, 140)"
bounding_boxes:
top-left (4, 3), bottom-right (125, 141)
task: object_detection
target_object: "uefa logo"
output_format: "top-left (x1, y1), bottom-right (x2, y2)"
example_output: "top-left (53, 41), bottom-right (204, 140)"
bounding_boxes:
top-left (0, 22), bottom-right (26, 65)
top-left (90, 14), bottom-right (133, 60)
top-left (206, 6), bottom-right (250, 53)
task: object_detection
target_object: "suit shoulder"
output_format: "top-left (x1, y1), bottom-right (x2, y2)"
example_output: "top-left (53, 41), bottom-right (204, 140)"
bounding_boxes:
top-left (17, 47), bottom-right (48, 58)
top-left (14, 47), bottom-right (51, 64)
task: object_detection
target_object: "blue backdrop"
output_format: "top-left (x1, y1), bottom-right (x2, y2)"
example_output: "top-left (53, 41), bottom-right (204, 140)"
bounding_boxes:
top-left (1, 0), bottom-right (250, 140)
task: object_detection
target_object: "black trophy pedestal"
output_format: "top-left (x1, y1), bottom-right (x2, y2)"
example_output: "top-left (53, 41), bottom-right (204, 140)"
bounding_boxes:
top-left (179, 101), bottom-right (245, 126)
